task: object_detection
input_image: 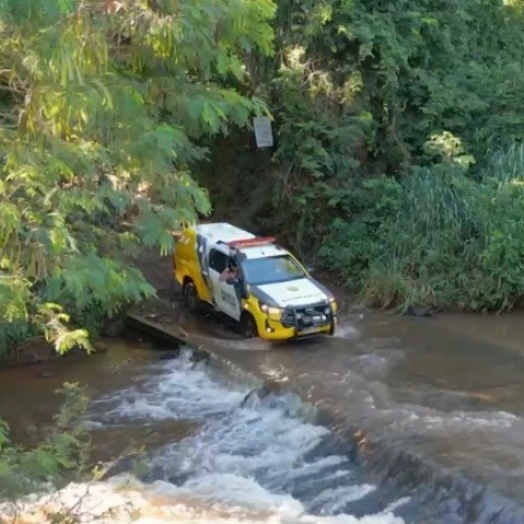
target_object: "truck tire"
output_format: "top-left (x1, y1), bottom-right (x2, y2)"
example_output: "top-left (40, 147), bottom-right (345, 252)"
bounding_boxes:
top-left (182, 280), bottom-right (200, 313)
top-left (240, 312), bottom-right (258, 339)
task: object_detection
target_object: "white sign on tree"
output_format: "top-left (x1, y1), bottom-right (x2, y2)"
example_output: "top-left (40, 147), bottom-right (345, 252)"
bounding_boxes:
top-left (253, 116), bottom-right (274, 148)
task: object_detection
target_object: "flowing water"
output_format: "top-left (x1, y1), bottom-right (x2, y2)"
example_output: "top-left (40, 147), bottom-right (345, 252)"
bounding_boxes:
top-left (0, 342), bottom-right (414, 523)
top-left (86, 349), bottom-right (416, 523)
top-left (3, 305), bottom-right (524, 523)
top-left (165, 307), bottom-right (524, 523)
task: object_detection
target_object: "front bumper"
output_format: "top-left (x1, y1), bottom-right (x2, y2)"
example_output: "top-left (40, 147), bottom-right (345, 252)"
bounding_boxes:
top-left (258, 300), bottom-right (336, 341)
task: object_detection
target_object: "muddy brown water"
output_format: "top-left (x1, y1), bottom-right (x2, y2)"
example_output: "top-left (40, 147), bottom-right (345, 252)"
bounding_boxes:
top-left (0, 338), bottom-right (160, 447)
top-left (1, 307), bottom-right (524, 523)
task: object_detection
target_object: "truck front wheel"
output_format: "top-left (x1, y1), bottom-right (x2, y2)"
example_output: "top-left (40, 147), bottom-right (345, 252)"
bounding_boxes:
top-left (240, 312), bottom-right (258, 339)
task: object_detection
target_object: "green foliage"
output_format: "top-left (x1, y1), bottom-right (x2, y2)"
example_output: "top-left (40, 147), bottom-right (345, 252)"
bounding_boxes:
top-left (220, 0), bottom-right (524, 312)
top-left (320, 144), bottom-right (524, 312)
top-left (0, 383), bottom-right (91, 500)
top-left (0, 0), bottom-right (276, 353)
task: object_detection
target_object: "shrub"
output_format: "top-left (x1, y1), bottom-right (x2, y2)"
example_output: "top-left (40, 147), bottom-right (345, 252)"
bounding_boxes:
top-left (319, 144), bottom-right (524, 312)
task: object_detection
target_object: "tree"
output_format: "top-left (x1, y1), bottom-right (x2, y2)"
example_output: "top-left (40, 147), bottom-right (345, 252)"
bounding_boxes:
top-left (0, 0), bottom-right (275, 354)
top-left (199, 0), bottom-right (524, 312)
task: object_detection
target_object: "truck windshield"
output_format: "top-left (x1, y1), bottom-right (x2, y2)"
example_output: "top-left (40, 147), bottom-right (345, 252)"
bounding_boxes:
top-left (241, 255), bottom-right (305, 286)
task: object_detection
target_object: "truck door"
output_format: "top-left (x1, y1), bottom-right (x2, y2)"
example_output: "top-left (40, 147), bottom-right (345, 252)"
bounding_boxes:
top-left (208, 249), bottom-right (242, 320)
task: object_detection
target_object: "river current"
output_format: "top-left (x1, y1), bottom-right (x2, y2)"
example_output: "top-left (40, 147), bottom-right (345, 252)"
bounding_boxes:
top-left (76, 349), bottom-right (412, 523)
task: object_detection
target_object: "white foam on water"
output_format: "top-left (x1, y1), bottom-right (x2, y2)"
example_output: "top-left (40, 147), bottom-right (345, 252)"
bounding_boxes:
top-left (391, 407), bottom-right (520, 435)
top-left (1, 474), bottom-right (406, 524)
top-left (331, 324), bottom-right (360, 340)
top-left (90, 354), bottom-right (244, 423)
top-left (422, 410), bottom-right (518, 431)
top-left (80, 355), bottom-right (410, 523)
top-left (312, 485), bottom-right (378, 514)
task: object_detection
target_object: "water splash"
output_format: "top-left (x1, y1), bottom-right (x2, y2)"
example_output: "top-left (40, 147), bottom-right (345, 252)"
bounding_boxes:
top-left (83, 351), bottom-right (411, 523)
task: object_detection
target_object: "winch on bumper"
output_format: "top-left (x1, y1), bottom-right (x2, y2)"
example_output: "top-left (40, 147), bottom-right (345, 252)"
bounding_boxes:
top-left (264, 300), bottom-right (336, 338)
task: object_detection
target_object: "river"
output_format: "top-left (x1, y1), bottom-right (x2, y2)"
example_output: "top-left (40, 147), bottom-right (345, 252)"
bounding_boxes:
top-left (0, 339), bottom-right (411, 524)
top-left (2, 306), bottom-right (524, 523)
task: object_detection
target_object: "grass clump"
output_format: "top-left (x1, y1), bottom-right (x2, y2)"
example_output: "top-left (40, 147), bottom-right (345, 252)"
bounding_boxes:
top-left (319, 144), bottom-right (524, 312)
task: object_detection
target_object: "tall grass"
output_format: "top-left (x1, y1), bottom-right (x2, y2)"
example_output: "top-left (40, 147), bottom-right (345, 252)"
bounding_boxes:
top-left (320, 143), bottom-right (524, 312)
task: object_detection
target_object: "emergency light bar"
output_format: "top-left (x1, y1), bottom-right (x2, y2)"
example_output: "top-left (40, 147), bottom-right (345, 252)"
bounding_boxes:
top-left (227, 236), bottom-right (276, 249)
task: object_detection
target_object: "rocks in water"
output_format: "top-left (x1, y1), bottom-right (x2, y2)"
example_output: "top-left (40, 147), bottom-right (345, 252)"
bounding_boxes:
top-left (241, 379), bottom-right (282, 407)
top-left (93, 342), bottom-right (108, 354)
top-left (259, 379), bottom-right (283, 398)
top-left (167, 472), bottom-right (191, 485)
top-left (34, 369), bottom-right (54, 379)
top-left (405, 305), bottom-right (433, 318)
top-left (240, 389), bottom-right (258, 407)
top-left (98, 454), bottom-right (141, 481)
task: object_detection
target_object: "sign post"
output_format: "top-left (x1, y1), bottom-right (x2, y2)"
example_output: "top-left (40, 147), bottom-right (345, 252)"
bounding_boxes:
top-left (253, 116), bottom-right (274, 148)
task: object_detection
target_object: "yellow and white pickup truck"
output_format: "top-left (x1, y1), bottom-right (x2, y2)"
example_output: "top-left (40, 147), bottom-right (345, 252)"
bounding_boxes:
top-left (173, 222), bottom-right (338, 341)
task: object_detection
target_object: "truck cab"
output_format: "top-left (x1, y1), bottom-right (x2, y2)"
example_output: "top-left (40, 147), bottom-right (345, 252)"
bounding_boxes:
top-left (173, 222), bottom-right (337, 341)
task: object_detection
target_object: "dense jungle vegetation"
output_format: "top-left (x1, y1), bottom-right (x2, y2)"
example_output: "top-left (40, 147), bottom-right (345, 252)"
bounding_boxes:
top-left (202, 0), bottom-right (524, 313)
top-left (2, 0), bottom-right (524, 361)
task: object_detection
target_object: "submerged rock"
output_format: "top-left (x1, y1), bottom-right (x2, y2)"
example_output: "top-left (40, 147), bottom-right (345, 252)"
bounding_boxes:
top-left (93, 342), bottom-right (109, 354)
top-left (240, 379), bottom-right (283, 407)
top-left (34, 369), bottom-right (54, 379)
top-left (190, 347), bottom-right (210, 366)
top-left (98, 455), bottom-right (141, 481)
top-left (405, 305), bottom-right (433, 318)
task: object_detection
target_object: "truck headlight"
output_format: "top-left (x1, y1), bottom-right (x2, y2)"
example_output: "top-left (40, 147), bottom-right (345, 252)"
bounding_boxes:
top-left (258, 301), bottom-right (283, 316)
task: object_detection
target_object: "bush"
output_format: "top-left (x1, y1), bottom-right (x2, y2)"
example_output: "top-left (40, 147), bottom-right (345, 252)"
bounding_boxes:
top-left (319, 144), bottom-right (524, 312)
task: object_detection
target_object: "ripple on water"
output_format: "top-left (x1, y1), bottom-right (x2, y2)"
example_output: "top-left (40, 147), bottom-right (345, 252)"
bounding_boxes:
top-left (79, 351), bottom-right (411, 523)
top-left (180, 319), bottom-right (360, 350)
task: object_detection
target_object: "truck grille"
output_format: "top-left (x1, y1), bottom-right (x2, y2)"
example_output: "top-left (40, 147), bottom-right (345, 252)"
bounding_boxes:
top-left (281, 301), bottom-right (333, 328)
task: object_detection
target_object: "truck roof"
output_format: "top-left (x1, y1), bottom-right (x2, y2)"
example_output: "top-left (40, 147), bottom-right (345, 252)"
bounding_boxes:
top-left (239, 244), bottom-right (287, 259)
top-left (195, 222), bottom-right (255, 243)
top-left (194, 222), bottom-right (287, 259)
